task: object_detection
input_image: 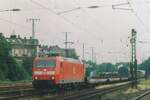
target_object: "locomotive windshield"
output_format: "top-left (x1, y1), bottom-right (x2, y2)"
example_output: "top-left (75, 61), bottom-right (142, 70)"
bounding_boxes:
top-left (35, 60), bottom-right (56, 68)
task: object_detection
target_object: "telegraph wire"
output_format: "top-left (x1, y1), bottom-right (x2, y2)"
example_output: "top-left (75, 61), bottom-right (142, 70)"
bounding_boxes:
top-left (30, 0), bottom-right (96, 48)
top-left (112, 0), bottom-right (150, 33)
top-left (30, 0), bottom-right (105, 37)
top-left (127, 0), bottom-right (150, 33)
top-left (30, 0), bottom-right (90, 34)
top-left (57, 7), bottom-right (81, 15)
top-left (72, 0), bottom-right (112, 30)
top-left (0, 17), bottom-right (31, 30)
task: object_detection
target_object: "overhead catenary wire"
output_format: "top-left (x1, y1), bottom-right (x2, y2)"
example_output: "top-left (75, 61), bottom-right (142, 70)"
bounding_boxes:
top-left (53, 0), bottom-right (108, 45)
top-left (110, 0), bottom-right (150, 33)
top-left (30, 0), bottom-right (93, 35)
top-left (57, 7), bottom-right (81, 15)
top-left (29, 0), bottom-right (134, 62)
top-left (30, 0), bottom-right (108, 39)
top-left (72, 0), bottom-right (107, 37)
top-left (126, 0), bottom-right (150, 63)
top-left (127, 0), bottom-right (150, 33)
top-left (72, 0), bottom-right (129, 61)
top-left (112, 0), bottom-right (150, 33)
top-left (0, 17), bottom-right (31, 30)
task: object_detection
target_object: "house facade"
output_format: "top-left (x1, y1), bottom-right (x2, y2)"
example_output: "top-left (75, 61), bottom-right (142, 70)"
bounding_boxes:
top-left (6, 35), bottom-right (39, 64)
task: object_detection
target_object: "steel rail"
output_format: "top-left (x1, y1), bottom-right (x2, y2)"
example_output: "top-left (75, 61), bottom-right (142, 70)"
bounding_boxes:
top-left (62, 81), bottom-right (131, 100)
top-left (0, 81), bottom-right (132, 100)
top-left (132, 90), bottom-right (150, 100)
top-left (0, 88), bottom-right (35, 100)
top-left (77, 83), bottom-right (131, 100)
top-left (0, 82), bottom-right (32, 91)
top-left (0, 87), bottom-right (55, 100)
top-left (44, 81), bottom-right (132, 100)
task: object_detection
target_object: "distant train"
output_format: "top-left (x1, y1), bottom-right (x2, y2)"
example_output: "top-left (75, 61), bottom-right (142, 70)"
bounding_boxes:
top-left (137, 70), bottom-right (146, 78)
top-left (32, 56), bottom-right (146, 89)
top-left (87, 71), bottom-right (125, 84)
top-left (87, 68), bottom-right (146, 84)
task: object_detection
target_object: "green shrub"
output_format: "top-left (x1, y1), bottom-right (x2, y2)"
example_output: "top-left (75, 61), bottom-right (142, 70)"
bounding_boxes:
top-left (0, 36), bottom-right (29, 81)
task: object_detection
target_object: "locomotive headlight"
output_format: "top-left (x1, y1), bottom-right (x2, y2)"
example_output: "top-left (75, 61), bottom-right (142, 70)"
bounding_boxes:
top-left (35, 77), bottom-right (38, 80)
top-left (44, 69), bottom-right (47, 72)
top-left (47, 71), bottom-right (55, 75)
top-left (51, 76), bottom-right (55, 80)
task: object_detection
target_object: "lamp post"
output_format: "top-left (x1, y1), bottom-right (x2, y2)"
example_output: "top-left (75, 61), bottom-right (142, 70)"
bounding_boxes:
top-left (130, 29), bottom-right (137, 88)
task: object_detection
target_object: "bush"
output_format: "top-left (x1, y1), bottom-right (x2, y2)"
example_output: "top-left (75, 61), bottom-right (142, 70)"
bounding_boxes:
top-left (7, 57), bottom-right (29, 81)
top-left (0, 36), bottom-right (29, 81)
top-left (139, 57), bottom-right (150, 76)
top-left (22, 57), bottom-right (33, 77)
top-left (0, 69), bottom-right (5, 80)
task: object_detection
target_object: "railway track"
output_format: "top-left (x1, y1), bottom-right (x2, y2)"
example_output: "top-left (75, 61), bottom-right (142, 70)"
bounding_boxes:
top-left (0, 88), bottom-right (54, 100)
top-left (0, 81), bottom-right (132, 100)
top-left (0, 82), bottom-right (32, 91)
top-left (132, 90), bottom-right (150, 100)
top-left (0, 82), bottom-right (38, 100)
top-left (0, 88), bottom-right (34, 100)
top-left (44, 81), bottom-right (132, 100)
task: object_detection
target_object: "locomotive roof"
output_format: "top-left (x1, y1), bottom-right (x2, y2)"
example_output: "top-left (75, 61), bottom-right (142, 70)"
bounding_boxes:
top-left (35, 56), bottom-right (83, 64)
top-left (63, 57), bottom-right (83, 64)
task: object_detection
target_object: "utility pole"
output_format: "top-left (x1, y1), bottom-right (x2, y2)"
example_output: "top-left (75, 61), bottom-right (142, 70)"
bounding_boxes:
top-left (82, 43), bottom-right (85, 60)
top-left (64, 32), bottom-right (68, 57)
top-left (100, 39), bottom-right (103, 63)
top-left (27, 18), bottom-right (40, 57)
top-left (91, 47), bottom-right (94, 62)
top-left (130, 29), bottom-right (137, 88)
top-left (27, 18), bottom-right (40, 39)
top-left (91, 47), bottom-right (96, 63)
top-left (65, 32), bottom-right (68, 50)
top-left (64, 32), bottom-right (74, 57)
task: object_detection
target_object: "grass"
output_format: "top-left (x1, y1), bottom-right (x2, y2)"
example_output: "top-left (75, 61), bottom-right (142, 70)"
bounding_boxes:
top-left (138, 79), bottom-right (150, 89)
top-left (100, 79), bottom-right (150, 100)
top-left (0, 80), bottom-right (32, 84)
top-left (125, 79), bottom-right (150, 94)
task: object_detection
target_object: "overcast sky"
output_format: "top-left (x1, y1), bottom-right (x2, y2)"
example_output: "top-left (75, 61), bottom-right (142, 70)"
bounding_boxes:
top-left (0, 0), bottom-right (149, 64)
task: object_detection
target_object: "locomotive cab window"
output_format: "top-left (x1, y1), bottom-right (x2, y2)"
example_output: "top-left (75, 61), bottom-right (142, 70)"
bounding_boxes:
top-left (35, 60), bottom-right (56, 68)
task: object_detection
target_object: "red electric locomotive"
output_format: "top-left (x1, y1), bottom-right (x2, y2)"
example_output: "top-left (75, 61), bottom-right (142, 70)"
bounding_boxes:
top-left (32, 56), bottom-right (85, 88)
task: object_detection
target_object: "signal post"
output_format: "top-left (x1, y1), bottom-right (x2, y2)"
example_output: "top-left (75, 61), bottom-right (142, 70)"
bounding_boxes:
top-left (130, 29), bottom-right (137, 88)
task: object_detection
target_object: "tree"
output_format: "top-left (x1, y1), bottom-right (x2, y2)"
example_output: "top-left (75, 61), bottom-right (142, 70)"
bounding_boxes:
top-left (85, 61), bottom-right (117, 76)
top-left (0, 36), bottom-right (11, 80)
top-left (0, 35), bottom-right (28, 81)
top-left (118, 67), bottom-right (129, 77)
top-left (7, 56), bottom-right (28, 81)
top-left (97, 63), bottom-right (117, 73)
top-left (22, 57), bottom-right (33, 77)
top-left (139, 57), bottom-right (150, 76)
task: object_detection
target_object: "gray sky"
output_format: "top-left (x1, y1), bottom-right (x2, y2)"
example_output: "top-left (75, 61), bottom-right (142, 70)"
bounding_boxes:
top-left (0, 0), bottom-right (149, 64)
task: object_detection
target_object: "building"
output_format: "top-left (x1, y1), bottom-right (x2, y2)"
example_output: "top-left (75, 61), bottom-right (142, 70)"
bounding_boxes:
top-left (6, 34), bottom-right (39, 64)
